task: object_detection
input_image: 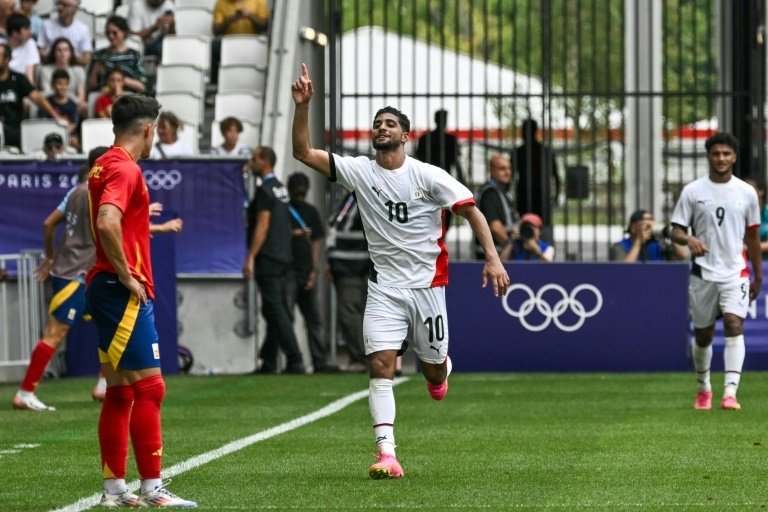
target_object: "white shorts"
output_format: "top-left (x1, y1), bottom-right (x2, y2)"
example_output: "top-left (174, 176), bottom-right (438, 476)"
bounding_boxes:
top-left (689, 275), bottom-right (750, 328)
top-left (363, 281), bottom-right (449, 364)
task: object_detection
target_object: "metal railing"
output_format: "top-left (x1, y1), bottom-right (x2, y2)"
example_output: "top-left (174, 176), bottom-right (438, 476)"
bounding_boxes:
top-left (0, 251), bottom-right (46, 367)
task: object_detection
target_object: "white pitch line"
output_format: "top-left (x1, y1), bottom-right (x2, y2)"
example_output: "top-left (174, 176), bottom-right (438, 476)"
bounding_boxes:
top-left (50, 377), bottom-right (408, 512)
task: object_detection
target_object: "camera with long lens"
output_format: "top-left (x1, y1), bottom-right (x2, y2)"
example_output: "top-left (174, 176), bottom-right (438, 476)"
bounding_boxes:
top-left (520, 223), bottom-right (535, 241)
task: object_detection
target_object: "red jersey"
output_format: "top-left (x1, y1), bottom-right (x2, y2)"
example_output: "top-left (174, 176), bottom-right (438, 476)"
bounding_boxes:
top-left (87, 146), bottom-right (155, 299)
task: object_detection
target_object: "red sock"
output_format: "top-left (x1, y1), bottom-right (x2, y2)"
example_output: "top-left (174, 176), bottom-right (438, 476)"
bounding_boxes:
top-left (20, 341), bottom-right (56, 392)
top-left (130, 375), bottom-right (165, 480)
top-left (98, 385), bottom-right (134, 479)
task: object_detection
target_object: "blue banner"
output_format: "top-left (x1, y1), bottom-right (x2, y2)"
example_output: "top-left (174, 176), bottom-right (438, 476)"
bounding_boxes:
top-left (447, 262), bottom-right (691, 372)
top-left (0, 159), bottom-right (247, 274)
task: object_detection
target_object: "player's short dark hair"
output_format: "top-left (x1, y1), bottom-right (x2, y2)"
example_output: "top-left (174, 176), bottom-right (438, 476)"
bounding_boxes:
top-left (256, 146), bottom-right (277, 167)
top-left (287, 172), bottom-right (309, 194)
top-left (374, 106), bottom-right (410, 134)
top-left (51, 68), bottom-right (70, 83)
top-left (88, 146), bottom-right (109, 169)
top-left (705, 132), bottom-right (739, 153)
top-left (7, 13), bottom-right (30, 36)
top-left (111, 94), bottom-right (160, 135)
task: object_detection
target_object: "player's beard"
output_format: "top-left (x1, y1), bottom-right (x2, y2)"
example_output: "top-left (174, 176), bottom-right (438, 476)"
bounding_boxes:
top-left (372, 138), bottom-right (400, 151)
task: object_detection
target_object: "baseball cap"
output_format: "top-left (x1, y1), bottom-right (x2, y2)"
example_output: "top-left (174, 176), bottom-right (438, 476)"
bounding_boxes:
top-left (627, 209), bottom-right (651, 231)
top-left (520, 213), bottom-right (543, 228)
top-left (44, 132), bottom-right (64, 148)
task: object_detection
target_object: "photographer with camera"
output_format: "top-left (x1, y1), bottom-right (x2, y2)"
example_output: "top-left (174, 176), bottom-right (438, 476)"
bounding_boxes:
top-left (509, 212), bottom-right (555, 261)
top-left (610, 209), bottom-right (685, 262)
top-left (476, 155), bottom-right (520, 259)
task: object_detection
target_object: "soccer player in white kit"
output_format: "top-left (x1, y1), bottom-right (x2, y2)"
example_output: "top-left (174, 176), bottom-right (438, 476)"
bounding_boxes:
top-left (291, 64), bottom-right (509, 479)
top-left (670, 132), bottom-right (762, 411)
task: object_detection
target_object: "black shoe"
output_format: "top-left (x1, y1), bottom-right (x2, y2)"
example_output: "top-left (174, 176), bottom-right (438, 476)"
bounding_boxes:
top-left (252, 365), bottom-right (277, 375)
top-left (285, 364), bottom-right (306, 374)
top-left (314, 363), bottom-right (341, 373)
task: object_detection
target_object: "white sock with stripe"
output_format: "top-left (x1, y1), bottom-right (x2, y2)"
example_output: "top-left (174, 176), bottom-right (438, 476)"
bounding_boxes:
top-left (692, 344), bottom-right (712, 392)
top-left (723, 335), bottom-right (745, 398)
top-left (369, 378), bottom-right (396, 456)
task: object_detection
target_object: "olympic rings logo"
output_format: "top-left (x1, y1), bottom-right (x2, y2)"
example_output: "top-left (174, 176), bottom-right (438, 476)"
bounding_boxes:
top-left (502, 283), bottom-right (603, 332)
top-left (143, 169), bottom-right (182, 191)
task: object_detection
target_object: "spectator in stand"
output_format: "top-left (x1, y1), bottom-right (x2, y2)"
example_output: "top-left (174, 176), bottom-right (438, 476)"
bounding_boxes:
top-left (0, 42), bottom-right (66, 148)
top-left (211, 0), bottom-right (269, 83)
top-left (94, 68), bottom-right (125, 119)
top-left (150, 111), bottom-right (195, 159)
top-left (7, 12), bottom-right (39, 83)
top-left (37, 0), bottom-right (93, 67)
top-left (42, 68), bottom-right (79, 149)
top-left (42, 132), bottom-right (65, 160)
top-left (15, 0), bottom-right (43, 41)
top-left (0, 0), bottom-right (14, 40)
top-left (213, 0), bottom-right (269, 36)
top-left (88, 15), bottom-right (146, 94)
top-left (210, 116), bottom-right (251, 157)
top-left (128, 0), bottom-right (175, 58)
top-left (36, 37), bottom-right (86, 114)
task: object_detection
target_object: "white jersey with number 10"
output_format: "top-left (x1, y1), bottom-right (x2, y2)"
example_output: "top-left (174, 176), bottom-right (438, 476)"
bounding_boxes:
top-left (331, 154), bottom-right (475, 289)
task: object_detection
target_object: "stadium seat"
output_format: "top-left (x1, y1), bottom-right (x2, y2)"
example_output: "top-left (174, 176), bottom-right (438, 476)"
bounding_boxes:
top-left (20, 119), bottom-right (69, 154)
top-left (155, 122), bottom-right (199, 155)
top-left (220, 35), bottom-right (268, 68)
top-left (80, 119), bottom-right (114, 154)
top-left (79, 0), bottom-right (112, 16)
top-left (156, 65), bottom-right (205, 97)
top-left (175, 7), bottom-right (214, 37)
top-left (86, 90), bottom-right (101, 119)
top-left (217, 65), bottom-right (266, 93)
top-left (176, 0), bottom-right (216, 9)
top-left (161, 35), bottom-right (211, 75)
top-left (214, 91), bottom-right (263, 123)
top-left (156, 92), bottom-right (204, 127)
top-left (210, 119), bottom-right (261, 150)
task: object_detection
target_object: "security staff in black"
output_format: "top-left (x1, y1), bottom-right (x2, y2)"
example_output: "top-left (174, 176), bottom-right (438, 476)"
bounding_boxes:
top-left (476, 155), bottom-right (520, 259)
top-left (243, 146), bottom-right (305, 374)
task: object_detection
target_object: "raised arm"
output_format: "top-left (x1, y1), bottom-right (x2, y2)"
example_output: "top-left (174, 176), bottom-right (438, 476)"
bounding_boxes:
top-left (455, 203), bottom-right (510, 297)
top-left (291, 63), bottom-right (331, 177)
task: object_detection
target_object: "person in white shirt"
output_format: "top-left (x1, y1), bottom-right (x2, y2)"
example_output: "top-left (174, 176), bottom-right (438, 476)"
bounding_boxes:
top-left (37, 0), bottom-right (92, 66)
top-left (210, 116), bottom-right (251, 157)
top-left (7, 13), bottom-right (39, 83)
top-left (671, 132), bottom-right (763, 412)
top-left (291, 63), bottom-right (509, 480)
top-left (150, 110), bottom-right (194, 159)
top-left (128, 0), bottom-right (175, 57)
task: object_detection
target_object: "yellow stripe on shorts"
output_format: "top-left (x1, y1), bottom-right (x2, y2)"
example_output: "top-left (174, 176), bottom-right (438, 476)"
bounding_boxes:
top-left (48, 281), bottom-right (81, 314)
top-left (106, 299), bottom-right (140, 369)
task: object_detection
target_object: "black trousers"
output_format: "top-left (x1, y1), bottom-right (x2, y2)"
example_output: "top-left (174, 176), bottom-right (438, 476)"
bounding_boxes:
top-left (255, 267), bottom-right (303, 371)
top-left (333, 275), bottom-right (368, 364)
top-left (285, 270), bottom-right (327, 368)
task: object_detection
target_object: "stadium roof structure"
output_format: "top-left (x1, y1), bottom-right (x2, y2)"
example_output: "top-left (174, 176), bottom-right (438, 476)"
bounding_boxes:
top-left (333, 26), bottom-right (575, 140)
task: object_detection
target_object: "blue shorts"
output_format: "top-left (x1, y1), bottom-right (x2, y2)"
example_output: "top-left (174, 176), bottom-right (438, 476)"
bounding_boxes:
top-left (86, 272), bottom-right (161, 371)
top-left (49, 276), bottom-right (87, 325)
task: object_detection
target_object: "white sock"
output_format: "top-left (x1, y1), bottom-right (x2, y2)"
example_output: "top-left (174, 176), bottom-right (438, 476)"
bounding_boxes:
top-left (369, 378), bottom-right (396, 455)
top-left (723, 335), bottom-right (745, 397)
top-left (140, 478), bottom-right (162, 495)
top-left (104, 478), bottom-right (127, 495)
top-left (692, 344), bottom-right (712, 392)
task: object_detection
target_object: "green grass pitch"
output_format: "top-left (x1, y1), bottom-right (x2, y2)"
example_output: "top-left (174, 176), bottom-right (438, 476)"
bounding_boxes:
top-left (1, 372), bottom-right (767, 511)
